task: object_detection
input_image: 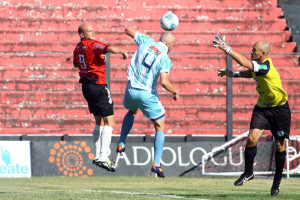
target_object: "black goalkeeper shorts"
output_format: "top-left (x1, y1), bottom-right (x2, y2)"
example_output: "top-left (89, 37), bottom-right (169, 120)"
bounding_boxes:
top-left (80, 78), bottom-right (114, 117)
top-left (250, 101), bottom-right (291, 140)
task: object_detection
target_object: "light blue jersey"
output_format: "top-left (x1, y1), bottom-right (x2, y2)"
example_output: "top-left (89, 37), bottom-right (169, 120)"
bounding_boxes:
top-left (127, 31), bottom-right (171, 92)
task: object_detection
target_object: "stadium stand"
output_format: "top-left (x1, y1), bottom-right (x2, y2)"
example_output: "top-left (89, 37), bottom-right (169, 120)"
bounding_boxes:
top-left (0, 0), bottom-right (299, 136)
top-left (278, 0), bottom-right (300, 52)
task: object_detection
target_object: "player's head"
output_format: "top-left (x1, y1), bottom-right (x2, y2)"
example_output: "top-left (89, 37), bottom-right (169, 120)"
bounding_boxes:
top-left (159, 32), bottom-right (176, 53)
top-left (78, 23), bottom-right (95, 40)
top-left (251, 40), bottom-right (270, 62)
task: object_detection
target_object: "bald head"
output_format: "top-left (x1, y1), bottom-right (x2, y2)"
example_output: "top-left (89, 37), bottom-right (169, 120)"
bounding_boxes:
top-left (256, 40), bottom-right (270, 55)
top-left (159, 32), bottom-right (176, 53)
top-left (78, 23), bottom-right (95, 40)
top-left (251, 40), bottom-right (270, 61)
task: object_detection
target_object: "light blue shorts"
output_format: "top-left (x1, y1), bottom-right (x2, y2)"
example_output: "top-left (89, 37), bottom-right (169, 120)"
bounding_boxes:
top-left (123, 83), bottom-right (165, 121)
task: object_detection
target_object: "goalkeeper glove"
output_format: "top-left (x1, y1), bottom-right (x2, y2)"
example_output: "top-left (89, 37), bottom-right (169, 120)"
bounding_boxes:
top-left (218, 68), bottom-right (240, 78)
top-left (213, 33), bottom-right (232, 54)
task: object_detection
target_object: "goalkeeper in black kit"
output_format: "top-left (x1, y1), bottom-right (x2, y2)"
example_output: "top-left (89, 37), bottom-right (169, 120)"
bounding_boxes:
top-left (213, 34), bottom-right (291, 196)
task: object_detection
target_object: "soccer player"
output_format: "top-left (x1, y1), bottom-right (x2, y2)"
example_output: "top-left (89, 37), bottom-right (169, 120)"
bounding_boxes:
top-left (73, 23), bottom-right (128, 172)
top-left (213, 34), bottom-right (291, 196)
top-left (116, 28), bottom-right (179, 178)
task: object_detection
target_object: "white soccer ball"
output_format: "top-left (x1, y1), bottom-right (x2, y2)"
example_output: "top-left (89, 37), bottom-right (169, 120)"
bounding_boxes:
top-left (160, 11), bottom-right (179, 31)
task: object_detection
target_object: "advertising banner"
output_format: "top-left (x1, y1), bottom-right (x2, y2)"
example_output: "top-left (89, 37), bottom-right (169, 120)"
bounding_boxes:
top-left (30, 137), bottom-right (224, 177)
top-left (0, 141), bottom-right (31, 178)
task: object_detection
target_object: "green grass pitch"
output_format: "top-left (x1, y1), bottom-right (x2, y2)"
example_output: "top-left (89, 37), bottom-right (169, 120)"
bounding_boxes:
top-left (0, 176), bottom-right (299, 200)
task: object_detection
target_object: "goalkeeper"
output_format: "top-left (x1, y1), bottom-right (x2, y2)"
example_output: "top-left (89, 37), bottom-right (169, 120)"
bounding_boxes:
top-left (213, 34), bottom-right (291, 196)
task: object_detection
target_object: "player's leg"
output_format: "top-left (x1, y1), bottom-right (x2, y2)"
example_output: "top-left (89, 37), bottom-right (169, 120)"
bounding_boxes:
top-left (93, 116), bottom-right (104, 163)
top-left (245, 128), bottom-right (264, 174)
top-left (80, 82), bottom-right (105, 166)
top-left (97, 115), bottom-right (116, 171)
top-left (117, 84), bottom-right (139, 153)
top-left (142, 93), bottom-right (165, 178)
top-left (235, 105), bottom-right (269, 186)
top-left (89, 84), bottom-right (115, 171)
top-left (117, 109), bottom-right (138, 153)
top-left (271, 139), bottom-right (286, 196)
top-left (152, 116), bottom-right (165, 165)
top-left (99, 115), bottom-right (114, 160)
top-left (234, 128), bottom-right (264, 186)
top-left (270, 102), bottom-right (291, 196)
top-left (150, 117), bottom-right (166, 178)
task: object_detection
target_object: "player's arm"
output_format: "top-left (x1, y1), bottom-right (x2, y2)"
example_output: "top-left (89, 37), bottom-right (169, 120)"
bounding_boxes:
top-left (105, 45), bottom-right (128, 60)
top-left (228, 50), bottom-right (253, 70)
top-left (217, 69), bottom-right (252, 78)
top-left (213, 33), bottom-right (253, 70)
top-left (160, 72), bottom-right (179, 101)
top-left (239, 70), bottom-right (253, 78)
top-left (73, 61), bottom-right (78, 68)
top-left (73, 53), bottom-right (78, 68)
top-left (125, 28), bottom-right (138, 39)
top-left (125, 28), bottom-right (150, 39)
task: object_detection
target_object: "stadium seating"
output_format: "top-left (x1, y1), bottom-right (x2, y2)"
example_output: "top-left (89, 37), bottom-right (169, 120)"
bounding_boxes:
top-left (0, 0), bottom-right (299, 136)
top-left (278, 0), bottom-right (300, 52)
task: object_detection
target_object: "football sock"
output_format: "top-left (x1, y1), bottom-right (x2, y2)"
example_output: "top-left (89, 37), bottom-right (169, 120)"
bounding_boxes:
top-left (274, 150), bottom-right (286, 181)
top-left (92, 125), bottom-right (104, 160)
top-left (244, 145), bottom-right (257, 175)
top-left (99, 125), bottom-right (113, 161)
top-left (153, 131), bottom-right (165, 166)
top-left (118, 111), bottom-right (135, 148)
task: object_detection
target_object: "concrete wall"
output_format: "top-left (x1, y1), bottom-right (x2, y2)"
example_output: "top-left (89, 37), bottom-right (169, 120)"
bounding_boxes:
top-left (0, 0), bottom-right (299, 136)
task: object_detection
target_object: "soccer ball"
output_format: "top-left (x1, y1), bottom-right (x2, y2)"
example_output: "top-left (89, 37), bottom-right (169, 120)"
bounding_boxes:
top-left (160, 11), bottom-right (179, 31)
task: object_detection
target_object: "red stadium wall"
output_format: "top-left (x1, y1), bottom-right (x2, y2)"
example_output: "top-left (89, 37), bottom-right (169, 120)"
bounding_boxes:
top-left (0, 0), bottom-right (299, 136)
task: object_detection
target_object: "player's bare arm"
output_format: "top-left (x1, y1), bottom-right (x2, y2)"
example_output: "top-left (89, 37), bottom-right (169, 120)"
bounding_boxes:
top-left (125, 28), bottom-right (138, 38)
top-left (213, 33), bottom-right (253, 70)
top-left (160, 72), bottom-right (179, 101)
top-left (125, 28), bottom-right (150, 39)
top-left (229, 50), bottom-right (253, 70)
top-left (106, 46), bottom-right (128, 60)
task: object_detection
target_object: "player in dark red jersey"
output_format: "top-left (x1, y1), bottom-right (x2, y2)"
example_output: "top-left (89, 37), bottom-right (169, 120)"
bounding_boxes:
top-left (73, 23), bottom-right (128, 172)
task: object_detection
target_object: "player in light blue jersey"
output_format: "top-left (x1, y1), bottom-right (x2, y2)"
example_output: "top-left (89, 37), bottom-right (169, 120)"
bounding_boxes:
top-left (116, 28), bottom-right (179, 178)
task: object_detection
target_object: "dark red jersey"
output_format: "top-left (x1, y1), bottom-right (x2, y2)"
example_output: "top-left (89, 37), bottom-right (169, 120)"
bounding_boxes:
top-left (73, 39), bottom-right (108, 84)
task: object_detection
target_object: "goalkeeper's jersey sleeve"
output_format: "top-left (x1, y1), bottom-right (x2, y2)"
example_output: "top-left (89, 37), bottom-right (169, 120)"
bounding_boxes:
top-left (251, 57), bottom-right (288, 107)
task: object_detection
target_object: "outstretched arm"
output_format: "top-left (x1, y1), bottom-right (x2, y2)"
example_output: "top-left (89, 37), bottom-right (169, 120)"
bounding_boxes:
top-left (160, 72), bottom-right (179, 101)
top-left (217, 69), bottom-right (253, 78)
top-left (106, 45), bottom-right (128, 60)
top-left (229, 50), bottom-right (253, 71)
top-left (125, 28), bottom-right (150, 39)
top-left (213, 33), bottom-right (253, 70)
top-left (125, 28), bottom-right (138, 39)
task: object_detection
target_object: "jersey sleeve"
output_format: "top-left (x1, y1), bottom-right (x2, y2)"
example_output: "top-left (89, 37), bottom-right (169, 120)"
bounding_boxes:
top-left (73, 46), bottom-right (79, 66)
top-left (134, 31), bottom-right (154, 46)
top-left (73, 51), bottom-right (77, 66)
top-left (159, 55), bottom-right (171, 74)
top-left (251, 60), bottom-right (270, 76)
top-left (94, 41), bottom-right (108, 56)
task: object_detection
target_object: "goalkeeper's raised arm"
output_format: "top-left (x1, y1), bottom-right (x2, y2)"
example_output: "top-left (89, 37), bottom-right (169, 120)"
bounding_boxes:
top-left (213, 33), bottom-right (271, 78)
top-left (213, 33), bottom-right (253, 70)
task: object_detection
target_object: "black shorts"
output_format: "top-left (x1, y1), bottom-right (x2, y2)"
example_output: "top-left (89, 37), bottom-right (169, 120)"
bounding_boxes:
top-left (250, 101), bottom-right (291, 140)
top-left (80, 77), bottom-right (114, 117)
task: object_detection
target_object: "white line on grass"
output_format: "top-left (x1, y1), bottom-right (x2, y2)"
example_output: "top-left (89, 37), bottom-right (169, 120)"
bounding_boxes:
top-left (81, 189), bottom-right (208, 200)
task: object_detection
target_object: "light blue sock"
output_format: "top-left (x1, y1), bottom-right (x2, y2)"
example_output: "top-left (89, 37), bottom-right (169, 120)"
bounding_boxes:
top-left (153, 131), bottom-right (165, 166)
top-left (118, 111), bottom-right (134, 147)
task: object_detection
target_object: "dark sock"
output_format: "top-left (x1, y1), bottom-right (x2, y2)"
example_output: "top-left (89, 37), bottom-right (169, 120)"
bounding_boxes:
top-left (244, 146), bottom-right (257, 175)
top-left (274, 150), bottom-right (286, 182)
